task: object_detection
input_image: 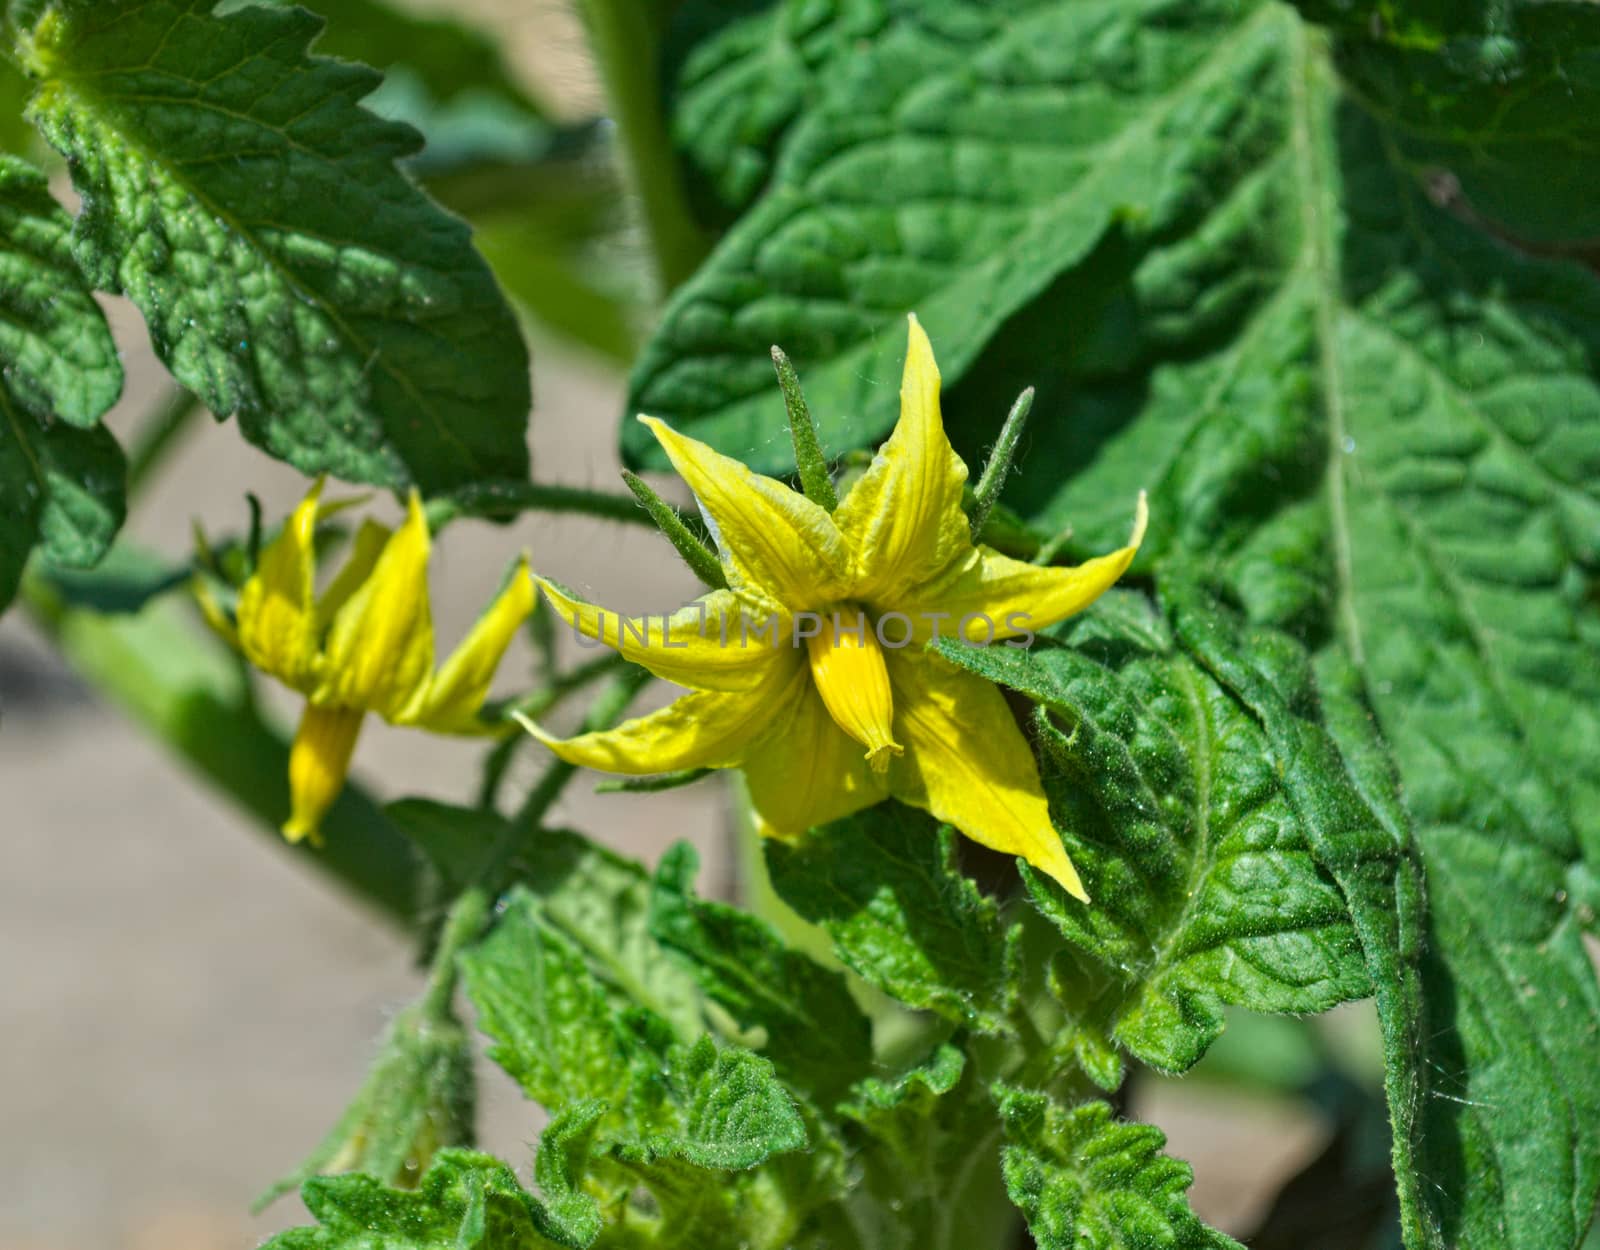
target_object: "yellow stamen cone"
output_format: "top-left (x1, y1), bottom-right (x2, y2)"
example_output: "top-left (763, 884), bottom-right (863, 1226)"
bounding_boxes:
top-left (805, 608), bottom-right (902, 772)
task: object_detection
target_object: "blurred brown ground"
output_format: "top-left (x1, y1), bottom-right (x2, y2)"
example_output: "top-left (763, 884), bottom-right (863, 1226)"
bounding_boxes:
top-left (0, 2), bottom-right (1328, 1246)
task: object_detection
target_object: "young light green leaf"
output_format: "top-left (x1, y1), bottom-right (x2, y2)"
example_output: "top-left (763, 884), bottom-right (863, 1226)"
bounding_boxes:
top-left (261, 1149), bottom-right (567, 1250)
top-left (392, 808), bottom-right (703, 1041)
top-left (532, 1101), bottom-right (604, 1250)
top-left (0, 154), bottom-right (124, 611)
top-left (17, 0), bottom-right (530, 493)
top-left (650, 842), bottom-right (872, 1107)
top-left (936, 594), bottom-right (1369, 1084)
top-left (459, 890), bottom-right (637, 1115)
top-left (460, 892), bottom-right (805, 1162)
top-left (765, 805), bottom-right (1019, 1034)
top-left (832, 1045), bottom-right (1017, 1250)
top-left (997, 1088), bottom-right (1240, 1250)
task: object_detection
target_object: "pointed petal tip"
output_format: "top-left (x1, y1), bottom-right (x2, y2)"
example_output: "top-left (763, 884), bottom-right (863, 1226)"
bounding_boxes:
top-left (1130, 490), bottom-right (1149, 548)
top-left (1035, 852), bottom-right (1090, 904)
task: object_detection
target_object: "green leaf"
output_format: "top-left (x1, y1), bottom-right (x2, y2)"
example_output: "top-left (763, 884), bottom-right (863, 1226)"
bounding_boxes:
top-left (532, 1102), bottom-right (605, 1250)
top-left (996, 1087), bottom-right (1240, 1250)
top-left (1160, 578), bottom-right (1433, 1246)
top-left (460, 890), bottom-right (638, 1116)
top-left (832, 1044), bottom-right (1017, 1250)
top-left (262, 1149), bottom-right (565, 1250)
top-left (1295, 0), bottom-right (1600, 243)
top-left (649, 842), bottom-right (873, 1108)
top-left (0, 154), bottom-right (123, 612)
top-left (460, 890), bottom-right (805, 1167)
top-left (938, 594), bottom-right (1369, 1084)
top-left (629, 0), bottom-right (1296, 472)
top-left (258, 0), bottom-right (549, 123)
top-left (388, 808), bottom-right (703, 1042)
top-left (765, 804), bottom-right (1020, 1034)
top-left (461, 892), bottom-right (813, 1247)
top-left (17, 0), bottom-right (530, 493)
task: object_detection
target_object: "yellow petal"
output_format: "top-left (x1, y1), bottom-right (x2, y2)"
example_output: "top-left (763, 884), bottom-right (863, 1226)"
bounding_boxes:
top-left (283, 701), bottom-right (365, 844)
top-left (410, 557), bottom-right (536, 733)
top-left (521, 658), bottom-right (804, 776)
top-left (803, 606), bottom-right (902, 771)
top-left (315, 519), bottom-right (392, 633)
top-left (316, 491), bottom-right (436, 720)
top-left (640, 415), bottom-right (850, 610)
top-left (237, 480), bottom-right (323, 691)
top-left (833, 315), bottom-right (972, 600)
top-left (900, 492), bottom-right (1148, 644)
top-left (537, 578), bottom-right (789, 693)
top-left (885, 650), bottom-right (1087, 902)
top-left (743, 687), bottom-right (888, 835)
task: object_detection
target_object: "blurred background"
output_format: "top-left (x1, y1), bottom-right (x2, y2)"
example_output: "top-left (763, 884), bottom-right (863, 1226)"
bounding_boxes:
top-left (0, 2), bottom-right (1384, 1246)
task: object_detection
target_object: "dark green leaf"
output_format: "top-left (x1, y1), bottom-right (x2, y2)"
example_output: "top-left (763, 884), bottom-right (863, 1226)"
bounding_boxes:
top-left (766, 804), bottom-right (1019, 1033)
top-left (631, 0), bottom-right (1293, 472)
top-left (0, 153), bottom-right (123, 611)
top-left (939, 595), bottom-right (1369, 1085)
top-left (18, 0), bottom-right (530, 493)
top-left (650, 841), bottom-right (873, 1107)
top-left (262, 1149), bottom-right (565, 1249)
top-left (997, 1087), bottom-right (1240, 1250)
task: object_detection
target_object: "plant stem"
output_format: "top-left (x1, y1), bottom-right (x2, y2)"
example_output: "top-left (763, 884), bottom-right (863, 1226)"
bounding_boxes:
top-left (21, 575), bottom-right (419, 927)
top-left (575, 0), bottom-right (709, 292)
top-left (126, 388), bottom-right (203, 496)
top-left (421, 886), bottom-right (489, 1017)
top-left (481, 667), bottom-right (650, 880)
top-left (428, 480), bottom-right (683, 531)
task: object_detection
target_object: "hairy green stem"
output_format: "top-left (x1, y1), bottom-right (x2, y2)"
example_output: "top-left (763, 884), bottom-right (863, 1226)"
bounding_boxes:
top-left (21, 576), bottom-right (418, 927)
top-left (483, 667), bottom-right (650, 879)
top-left (428, 480), bottom-right (680, 531)
top-left (575, 0), bottom-right (709, 292)
top-left (125, 388), bottom-right (204, 496)
top-left (421, 886), bottom-right (489, 1017)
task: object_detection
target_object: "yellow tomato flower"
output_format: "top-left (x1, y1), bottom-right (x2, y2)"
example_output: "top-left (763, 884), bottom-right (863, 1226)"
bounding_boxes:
top-left (526, 318), bottom-right (1145, 901)
top-left (199, 483), bottom-right (534, 843)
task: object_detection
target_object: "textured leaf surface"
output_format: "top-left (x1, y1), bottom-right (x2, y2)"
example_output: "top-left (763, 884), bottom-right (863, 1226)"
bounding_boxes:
top-left (0, 154), bottom-right (123, 611)
top-left (262, 1149), bottom-right (565, 1250)
top-left (997, 1088), bottom-right (1240, 1250)
top-left (460, 888), bottom-right (809, 1235)
top-left (765, 804), bottom-right (1019, 1033)
top-left (650, 842), bottom-right (872, 1107)
top-left (1160, 579), bottom-right (1434, 1245)
top-left (938, 595), bottom-right (1369, 1086)
top-left (18, 0), bottom-right (530, 493)
top-left (632, 0), bottom-right (1287, 472)
top-left (650, 3), bottom-right (1600, 1244)
top-left (392, 805), bottom-right (703, 1041)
